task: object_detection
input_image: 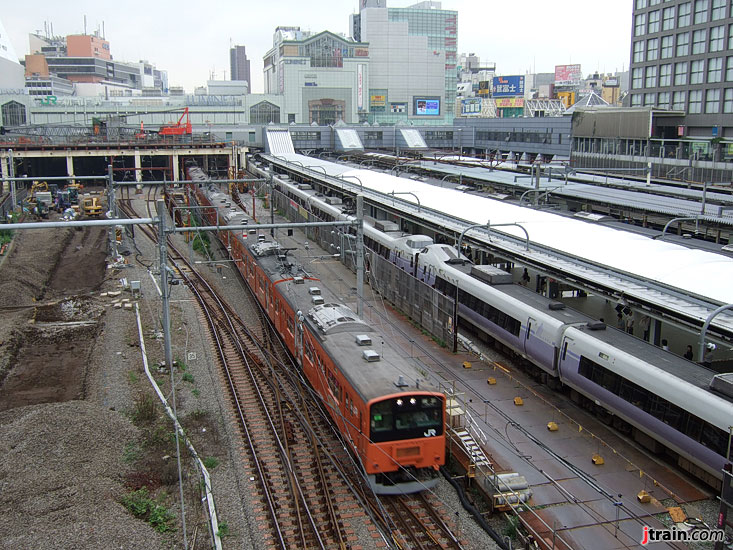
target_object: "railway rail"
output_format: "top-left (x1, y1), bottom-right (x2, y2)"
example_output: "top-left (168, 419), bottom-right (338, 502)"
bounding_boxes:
top-left (119, 189), bottom-right (470, 549)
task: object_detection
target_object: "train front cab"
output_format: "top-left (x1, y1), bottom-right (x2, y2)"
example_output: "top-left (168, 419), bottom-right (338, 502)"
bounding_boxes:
top-left (365, 393), bottom-right (446, 494)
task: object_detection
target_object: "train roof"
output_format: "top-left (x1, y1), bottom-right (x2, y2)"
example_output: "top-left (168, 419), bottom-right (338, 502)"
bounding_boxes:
top-left (570, 323), bottom-right (732, 403)
top-left (245, 236), bottom-right (438, 404)
top-left (267, 153), bottom-right (733, 332)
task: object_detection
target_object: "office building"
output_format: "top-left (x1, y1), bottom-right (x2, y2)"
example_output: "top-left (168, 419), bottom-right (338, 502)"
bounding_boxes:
top-left (230, 45), bottom-right (251, 87)
top-left (351, 0), bottom-right (457, 123)
top-left (263, 27), bottom-right (369, 124)
top-left (628, 0), bottom-right (733, 137)
top-left (23, 30), bottom-right (168, 97)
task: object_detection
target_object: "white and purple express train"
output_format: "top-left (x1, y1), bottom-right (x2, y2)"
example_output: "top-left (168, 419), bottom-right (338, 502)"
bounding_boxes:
top-left (251, 159), bottom-right (733, 489)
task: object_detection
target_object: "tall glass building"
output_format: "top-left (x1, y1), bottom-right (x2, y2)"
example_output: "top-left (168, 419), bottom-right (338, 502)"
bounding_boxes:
top-left (351, 0), bottom-right (457, 124)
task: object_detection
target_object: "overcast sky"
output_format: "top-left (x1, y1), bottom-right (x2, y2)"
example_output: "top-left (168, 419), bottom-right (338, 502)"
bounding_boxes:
top-left (4, 0), bottom-right (632, 93)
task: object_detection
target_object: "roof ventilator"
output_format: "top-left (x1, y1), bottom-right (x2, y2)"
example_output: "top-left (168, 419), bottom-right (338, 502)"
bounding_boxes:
top-left (394, 375), bottom-right (408, 388)
top-left (586, 321), bottom-right (606, 330)
top-left (362, 350), bottom-right (380, 362)
top-left (548, 302), bottom-right (566, 311)
top-left (355, 334), bottom-right (372, 346)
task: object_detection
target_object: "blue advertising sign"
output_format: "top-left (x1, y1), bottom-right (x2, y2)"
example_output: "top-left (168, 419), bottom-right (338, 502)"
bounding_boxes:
top-left (492, 76), bottom-right (525, 97)
top-left (415, 97), bottom-right (441, 116)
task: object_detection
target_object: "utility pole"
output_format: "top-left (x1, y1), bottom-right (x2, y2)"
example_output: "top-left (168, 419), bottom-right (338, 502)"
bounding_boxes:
top-left (269, 172), bottom-right (274, 238)
top-left (8, 149), bottom-right (16, 212)
top-left (156, 199), bottom-right (188, 550)
top-left (356, 195), bottom-right (364, 318)
top-left (107, 165), bottom-right (117, 256)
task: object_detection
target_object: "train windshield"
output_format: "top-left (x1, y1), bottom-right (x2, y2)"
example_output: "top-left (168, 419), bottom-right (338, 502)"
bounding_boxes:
top-left (369, 396), bottom-right (444, 443)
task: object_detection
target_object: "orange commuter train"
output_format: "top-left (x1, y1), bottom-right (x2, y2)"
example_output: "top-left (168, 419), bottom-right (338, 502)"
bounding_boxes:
top-left (185, 164), bottom-right (446, 494)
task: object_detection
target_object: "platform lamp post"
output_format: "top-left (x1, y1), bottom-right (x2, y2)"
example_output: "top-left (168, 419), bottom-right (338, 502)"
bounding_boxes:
top-left (156, 200), bottom-right (188, 550)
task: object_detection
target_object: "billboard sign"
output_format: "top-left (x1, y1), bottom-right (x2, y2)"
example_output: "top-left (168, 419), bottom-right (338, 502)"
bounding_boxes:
top-left (555, 64), bottom-right (582, 84)
top-left (370, 94), bottom-right (386, 107)
top-left (414, 97), bottom-right (441, 116)
top-left (492, 76), bottom-right (524, 97)
top-left (495, 98), bottom-right (524, 108)
top-left (357, 64), bottom-right (364, 110)
top-left (461, 98), bottom-right (483, 116)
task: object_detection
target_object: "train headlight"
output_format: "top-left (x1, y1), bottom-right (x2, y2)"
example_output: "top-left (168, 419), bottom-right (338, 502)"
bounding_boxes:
top-left (396, 399), bottom-right (403, 406)
top-left (410, 398), bottom-right (416, 405)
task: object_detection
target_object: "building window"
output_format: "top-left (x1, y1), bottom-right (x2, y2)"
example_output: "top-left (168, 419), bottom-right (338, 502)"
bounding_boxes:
top-left (631, 94), bottom-right (643, 107)
top-left (724, 88), bottom-right (733, 113)
top-left (663, 6), bottom-right (676, 30)
top-left (676, 32), bottom-right (690, 56)
top-left (658, 91), bottom-right (671, 107)
top-left (249, 101), bottom-right (281, 124)
top-left (644, 92), bottom-right (657, 105)
top-left (711, 0), bottom-right (727, 19)
top-left (692, 29), bottom-right (707, 54)
top-left (661, 35), bottom-right (674, 58)
top-left (689, 89), bottom-right (703, 113)
top-left (1, 101), bottom-right (27, 126)
top-left (706, 88), bottom-right (721, 113)
top-left (727, 57), bottom-right (733, 81)
top-left (636, 0), bottom-right (647, 7)
top-left (708, 57), bottom-right (723, 82)
top-left (678, 2), bottom-right (692, 26)
top-left (660, 63), bottom-right (672, 86)
top-left (632, 67), bottom-right (644, 89)
top-left (635, 13), bottom-right (647, 36)
top-left (693, 0), bottom-right (708, 24)
top-left (674, 62), bottom-right (689, 85)
top-left (634, 41), bottom-right (645, 63)
top-left (645, 66), bottom-right (658, 87)
top-left (647, 38), bottom-right (659, 60)
top-left (672, 90), bottom-right (687, 110)
top-left (648, 10), bottom-right (661, 33)
top-left (691, 59), bottom-right (705, 84)
top-left (710, 26), bottom-right (725, 52)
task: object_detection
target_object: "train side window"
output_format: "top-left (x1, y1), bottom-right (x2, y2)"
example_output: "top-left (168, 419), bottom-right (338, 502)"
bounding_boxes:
top-left (562, 342), bottom-right (568, 360)
top-left (700, 424), bottom-right (727, 456)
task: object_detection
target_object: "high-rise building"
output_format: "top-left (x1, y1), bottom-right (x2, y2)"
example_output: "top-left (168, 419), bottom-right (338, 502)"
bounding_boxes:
top-left (351, 0), bottom-right (457, 123)
top-left (230, 45), bottom-right (251, 87)
top-left (628, 0), bottom-right (733, 136)
top-left (0, 17), bottom-right (24, 90)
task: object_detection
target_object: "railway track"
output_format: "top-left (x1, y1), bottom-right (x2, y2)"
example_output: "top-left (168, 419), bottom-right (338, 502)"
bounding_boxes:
top-left (383, 493), bottom-right (465, 550)
top-left (118, 189), bottom-right (470, 550)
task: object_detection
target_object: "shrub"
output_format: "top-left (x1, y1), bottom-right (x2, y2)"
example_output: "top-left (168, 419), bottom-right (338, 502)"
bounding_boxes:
top-left (121, 487), bottom-right (175, 533)
top-left (203, 456), bottom-right (220, 470)
top-left (131, 394), bottom-right (157, 424)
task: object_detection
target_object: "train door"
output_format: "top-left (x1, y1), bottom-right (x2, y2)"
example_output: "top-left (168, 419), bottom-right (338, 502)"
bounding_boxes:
top-left (523, 316), bottom-right (536, 355)
top-left (557, 335), bottom-right (575, 379)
